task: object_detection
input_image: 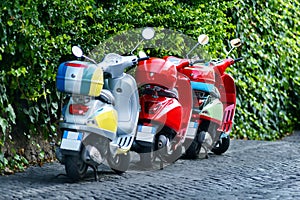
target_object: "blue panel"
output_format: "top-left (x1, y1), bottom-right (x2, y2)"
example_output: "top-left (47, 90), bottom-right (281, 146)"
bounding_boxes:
top-left (63, 131), bottom-right (68, 139)
top-left (190, 81), bottom-right (214, 93)
top-left (138, 125), bottom-right (142, 132)
top-left (151, 127), bottom-right (156, 134)
top-left (56, 62), bottom-right (67, 92)
top-left (77, 132), bottom-right (83, 140)
top-left (193, 122), bottom-right (198, 128)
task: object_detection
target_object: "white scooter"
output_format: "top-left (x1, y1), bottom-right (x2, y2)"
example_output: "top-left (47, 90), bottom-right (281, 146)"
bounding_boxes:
top-left (55, 29), bottom-right (153, 181)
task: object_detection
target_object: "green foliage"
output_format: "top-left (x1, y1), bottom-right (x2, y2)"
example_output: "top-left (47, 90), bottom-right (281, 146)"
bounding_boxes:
top-left (231, 0), bottom-right (300, 140)
top-left (0, 0), bottom-right (299, 171)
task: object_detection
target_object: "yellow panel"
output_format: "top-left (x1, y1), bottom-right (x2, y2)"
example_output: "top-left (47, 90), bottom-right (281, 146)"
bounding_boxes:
top-left (89, 67), bottom-right (104, 96)
top-left (94, 108), bottom-right (118, 133)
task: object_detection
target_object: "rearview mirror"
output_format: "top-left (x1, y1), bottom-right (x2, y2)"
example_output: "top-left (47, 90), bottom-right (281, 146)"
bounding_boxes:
top-left (198, 34), bottom-right (209, 45)
top-left (230, 38), bottom-right (241, 48)
top-left (142, 27), bottom-right (155, 40)
top-left (72, 46), bottom-right (83, 58)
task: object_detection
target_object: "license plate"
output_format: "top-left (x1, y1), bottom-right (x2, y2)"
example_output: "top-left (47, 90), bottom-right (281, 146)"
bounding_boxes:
top-left (186, 122), bottom-right (198, 138)
top-left (60, 131), bottom-right (83, 151)
top-left (136, 125), bottom-right (156, 143)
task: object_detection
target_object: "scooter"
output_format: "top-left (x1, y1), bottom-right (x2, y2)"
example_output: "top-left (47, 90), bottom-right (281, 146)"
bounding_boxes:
top-left (131, 28), bottom-right (193, 167)
top-left (165, 35), bottom-right (242, 158)
top-left (55, 30), bottom-right (151, 181)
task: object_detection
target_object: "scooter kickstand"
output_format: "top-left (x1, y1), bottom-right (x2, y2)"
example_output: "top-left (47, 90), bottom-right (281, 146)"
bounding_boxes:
top-left (55, 173), bottom-right (68, 178)
top-left (90, 165), bottom-right (99, 181)
top-left (160, 159), bottom-right (164, 170)
top-left (202, 145), bottom-right (209, 159)
top-left (157, 155), bottom-right (164, 170)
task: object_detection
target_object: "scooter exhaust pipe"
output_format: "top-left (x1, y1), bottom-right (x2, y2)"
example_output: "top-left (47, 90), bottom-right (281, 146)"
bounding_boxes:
top-left (82, 145), bottom-right (103, 165)
top-left (158, 135), bottom-right (168, 149)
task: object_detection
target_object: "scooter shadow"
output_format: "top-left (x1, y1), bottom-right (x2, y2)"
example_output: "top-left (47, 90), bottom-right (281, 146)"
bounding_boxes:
top-left (53, 164), bottom-right (126, 183)
top-left (5, 162), bottom-right (124, 184)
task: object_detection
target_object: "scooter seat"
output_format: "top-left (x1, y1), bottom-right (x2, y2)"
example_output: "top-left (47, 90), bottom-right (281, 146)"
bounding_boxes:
top-left (141, 87), bottom-right (178, 99)
top-left (158, 89), bottom-right (178, 99)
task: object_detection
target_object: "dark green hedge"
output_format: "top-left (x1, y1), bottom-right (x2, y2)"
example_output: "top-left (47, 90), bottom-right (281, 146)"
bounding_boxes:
top-left (232, 0), bottom-right (300, 139)
top-left (0, 0), bottom-right (299, 171)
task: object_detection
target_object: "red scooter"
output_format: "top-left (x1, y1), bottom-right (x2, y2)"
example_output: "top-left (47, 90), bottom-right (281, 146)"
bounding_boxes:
top-left (131, 29), bottom-right (193, 167)
top-left (165, 35), bottom-right (242, 158)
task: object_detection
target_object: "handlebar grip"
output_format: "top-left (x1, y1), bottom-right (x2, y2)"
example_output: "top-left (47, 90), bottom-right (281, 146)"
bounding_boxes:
top-left (138, 56), bottom-right (150, 62)
top-left (192, 59), bottom-right (205, 65)
top-left (234, 57), bottom-right (243, 62)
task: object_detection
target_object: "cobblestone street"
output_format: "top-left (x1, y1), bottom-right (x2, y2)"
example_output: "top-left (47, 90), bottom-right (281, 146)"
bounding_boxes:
top-left (0, 132), bottom-right (299, 200)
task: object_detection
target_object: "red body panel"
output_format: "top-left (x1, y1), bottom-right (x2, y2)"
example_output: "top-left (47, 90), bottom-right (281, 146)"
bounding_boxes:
top-left (139, 95), bottom-right (182, 133)
top-left (179, 65), bottom-right (215, 84)
top-left (176, 73), bottom-right (192, 131)
top-left (136, 57), bottom-right (193, 142)
top-left (213, 58), bottom-right (236, 108)
top-left (165, 56), bottom-right (237, 132)
top-left (136, 58), bottom-right (177, 89)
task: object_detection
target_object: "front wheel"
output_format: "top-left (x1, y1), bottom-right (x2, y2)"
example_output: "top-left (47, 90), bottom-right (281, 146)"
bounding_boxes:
top-left (182, 131), bottom-right (205, 159)
top-left (211, 133), bottom-right (230, 155)
top-left (65, 155), bottom-right (88, 181)
top-left (107, 153), bottom-right (130, 174)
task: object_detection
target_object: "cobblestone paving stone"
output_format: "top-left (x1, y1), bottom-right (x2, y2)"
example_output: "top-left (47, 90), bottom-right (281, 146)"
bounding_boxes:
top-left (0, 131), bottom-right (299, 200)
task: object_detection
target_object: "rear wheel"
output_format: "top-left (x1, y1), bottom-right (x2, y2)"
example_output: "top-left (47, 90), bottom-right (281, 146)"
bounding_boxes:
top-left (183, 140), bottom-right (201, 159)
top-left (211, 134), bottom-right (230, 155)
top-left (65, 155), bottom-right (88, 181)
top-left (107, 153), bottom-right (130, 174)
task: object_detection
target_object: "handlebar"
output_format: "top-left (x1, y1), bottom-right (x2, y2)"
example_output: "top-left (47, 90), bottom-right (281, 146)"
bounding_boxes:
top-left (125, 56), bottom-right (150, 72)
top-left (191, 59), bottom-right (205, 65)
top-left (234, 57), bottom-right (243, 63)
top-left (138, 56), bottom-right (150, 62)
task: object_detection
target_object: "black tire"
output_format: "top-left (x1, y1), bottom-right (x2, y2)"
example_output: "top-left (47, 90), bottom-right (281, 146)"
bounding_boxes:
top-left (211, 134), bottom-right (230, 155)
top-left (107, 153), bottom-right (130, 174)
top-left (65, 155), bottom-right (88, 181)
top-left (183, 140), bottom-right (201, 159)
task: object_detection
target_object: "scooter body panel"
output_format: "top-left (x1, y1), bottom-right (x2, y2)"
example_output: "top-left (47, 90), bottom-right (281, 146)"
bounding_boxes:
top-left (136, 58), bottom-right (177, 89)
top-left (64, 96), bottom-right (118, 134)
top-left (107, 73), bottom-right (140, 137)
top-left (200, 98), bottom-right (223, 126)
top-left (139, 95), bottom-right (182, 133)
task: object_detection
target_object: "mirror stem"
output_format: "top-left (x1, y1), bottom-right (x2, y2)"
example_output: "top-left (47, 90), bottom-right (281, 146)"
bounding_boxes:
top-left (83, 55), bottom-right (97, 64)
top-left (186, 43), bottom-right (199, 59)
top-left (130, 39), bottom-right (144, 55)
top-left (226, 47), bottom-right (235, 57)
